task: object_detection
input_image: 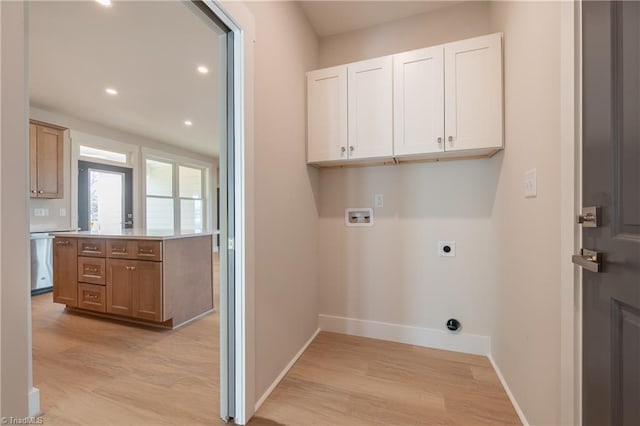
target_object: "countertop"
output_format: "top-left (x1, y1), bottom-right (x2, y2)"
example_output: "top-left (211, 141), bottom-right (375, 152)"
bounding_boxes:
top-left (50, 229), bottom-right (213, 240)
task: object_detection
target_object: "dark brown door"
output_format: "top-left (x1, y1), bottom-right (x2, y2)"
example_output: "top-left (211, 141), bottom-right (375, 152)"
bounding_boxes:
top-left (582, 2), bottom-right (640, 425)
top-left (106, 259), bottom-right (133, 317)
top-left (132, 260), bottom-right (162, 322)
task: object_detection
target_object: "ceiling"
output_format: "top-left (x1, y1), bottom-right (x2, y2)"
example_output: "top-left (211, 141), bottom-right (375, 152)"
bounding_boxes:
top-left (29, 1), bottom-right (225, 158)
top-left (299, 1), bottom-right (460, 37)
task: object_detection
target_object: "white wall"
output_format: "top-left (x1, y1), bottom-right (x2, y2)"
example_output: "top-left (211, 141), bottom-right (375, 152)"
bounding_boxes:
top-left (319, 1), bottom-right (491, 67)
top-left (489, 2), bottom-right (562, 425)
top-left (317, 2), bottom-right (497, 348)
top-left (243, 1), bottom-right (320, 403)
top-left (0, 1), bottom-right (32, 416)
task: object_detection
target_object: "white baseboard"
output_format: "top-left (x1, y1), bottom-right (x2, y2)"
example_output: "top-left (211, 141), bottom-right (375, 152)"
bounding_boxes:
top-left (488, 354), bottom-right (529, 426)
top-left (254, 328), bottom-right (321, 412)
top-left (318, 314), bottom-right (490, 356)
top-left (28, 386), bottom-right (41, 417)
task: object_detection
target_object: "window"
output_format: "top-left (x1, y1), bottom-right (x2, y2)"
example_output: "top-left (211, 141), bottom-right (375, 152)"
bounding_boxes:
top-left (145, 158), bottom-right (206, 231)
top-left (80, 145), bottom-right (127, 163)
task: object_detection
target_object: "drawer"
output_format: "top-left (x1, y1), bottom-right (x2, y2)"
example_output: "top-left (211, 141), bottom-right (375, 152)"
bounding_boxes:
top-left (78, 239), bottom-right (106, 257)
top-left (78, 256), bottom-right (106, 285)
top-left (135, 241), bottom-right (162, 261)
top-left (106, 240), bottom-right (137, 259)
top-left (77, 283), bottom-right (106, 312)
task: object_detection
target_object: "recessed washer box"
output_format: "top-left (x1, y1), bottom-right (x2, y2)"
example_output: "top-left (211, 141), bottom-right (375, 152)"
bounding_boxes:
top-left (345, 208), bottom-right (374, 227)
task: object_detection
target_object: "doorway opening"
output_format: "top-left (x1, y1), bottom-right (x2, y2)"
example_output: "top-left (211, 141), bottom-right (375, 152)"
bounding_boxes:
top-left (25, 0), bottom-right (242, 423)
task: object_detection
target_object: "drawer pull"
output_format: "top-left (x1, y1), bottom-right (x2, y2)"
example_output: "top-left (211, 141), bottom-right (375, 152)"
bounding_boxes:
top-left (84, 266), bottom-right (99, 273)
top-left (112, 247), bottom-right (127, 253)
top-left (83, 246), bottom-right (99, 251)
top-left (56, 240), bottom-right (71, 246)
top-left (125, 265), bottom-right (137, 271)
top-left (85, 293), bottom-right (99, 300)
top-left (138, 248), bottom-right (154, 255)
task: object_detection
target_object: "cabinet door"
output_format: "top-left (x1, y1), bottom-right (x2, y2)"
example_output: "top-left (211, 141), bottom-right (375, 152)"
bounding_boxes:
top-left (393, 46), bottom-right (445, 156)
top-left (53, 237), bottom-right (77, 306)
top-left (348, 56), bottom-right (393, 160)
top-left (29, 123), bottom-right (38, 197)
top-left (307, 66), bottom-right (348, 163)
top-left (444, 33), bottom-right (503, 152)
top-left (35, 124), bottom-right (64, 198)
top-left (132, 261), bottom-right (162, 322)
top-left (106, 259), bottom-right (133, 317)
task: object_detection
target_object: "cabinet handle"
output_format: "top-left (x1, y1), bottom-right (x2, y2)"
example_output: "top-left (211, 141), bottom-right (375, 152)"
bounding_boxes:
top-left (349, 146), bottom-right (354, 152)
top-left (38, 190), bottom-right (43, 194)
top-left (112, 247), bottom-right (127, 253)
top-left (85, 293), bottom-right (99, 300)
top-left (56, 240), bottom-right (70, 246)
top-left (448, 136), bottom-right (454, 143)
top-left (83, 246), bottom-right (99, 251)
top-left (31, 190), bottom-right (37, 194)
top-left (341, 146), bottom-right (346, 154)
top-left (437, 137), bottom-right (442, 144)
top-left (138, 248), bottom-right (154, 255)
top-left (125, 265), bottom-right (136, 271)
top-left (84, 266), bottom-right (99, 273)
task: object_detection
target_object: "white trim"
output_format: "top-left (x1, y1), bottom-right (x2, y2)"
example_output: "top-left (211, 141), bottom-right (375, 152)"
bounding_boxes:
top-left (559, 1), bottom-right (582, 425)
top-left (28, 388), bottom-right (40, 417)
top-left (487, 355), bottom-right (529, 426)
top-left (318, 314), bottom-right (490, 356)
top-left (255, 328), bottom-right (321, 412)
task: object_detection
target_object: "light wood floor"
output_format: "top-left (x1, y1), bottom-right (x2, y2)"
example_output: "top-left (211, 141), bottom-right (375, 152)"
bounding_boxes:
top-left (250, 333), bottom-right (521, 426)
top-left (33, 252), bottom-right (519, 425)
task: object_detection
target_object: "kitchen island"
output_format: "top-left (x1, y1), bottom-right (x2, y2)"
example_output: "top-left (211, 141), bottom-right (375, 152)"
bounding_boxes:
top-left (51, 230), bottom-right (214, 329)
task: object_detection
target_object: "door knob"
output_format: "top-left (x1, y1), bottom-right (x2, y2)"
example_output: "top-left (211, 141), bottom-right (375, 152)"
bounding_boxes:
top-left (572, 248), bottom-right (602, 273)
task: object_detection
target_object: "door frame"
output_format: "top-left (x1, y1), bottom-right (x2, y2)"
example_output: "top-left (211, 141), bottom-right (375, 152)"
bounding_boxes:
top-left (560, 1), bottom-right (582, 425)
top-left (0, 1), bottom-right (257, 423)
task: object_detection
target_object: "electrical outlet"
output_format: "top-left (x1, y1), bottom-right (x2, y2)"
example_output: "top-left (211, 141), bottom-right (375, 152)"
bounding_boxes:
top-left (438, 241), bottom-right (456, 257)
top-left (374, 194), bottom-right (384, 208)
top-left (524, 169), bottom-right (537, 198)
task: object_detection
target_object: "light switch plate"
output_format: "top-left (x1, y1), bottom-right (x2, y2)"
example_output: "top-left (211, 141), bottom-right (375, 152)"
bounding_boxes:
top-left (524, 169), bottom-right (537, 198)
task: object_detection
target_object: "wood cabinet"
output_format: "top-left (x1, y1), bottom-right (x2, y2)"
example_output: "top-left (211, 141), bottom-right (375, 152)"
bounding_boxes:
top-left (307, 66), bottom-right (348, 163)
top-left (29, 120), bottom-right (65, 198)
top-left (52, 234), bottom-right (213, 328)
top-left (306, 33), bottom-right (503, 166)
top-left (347, 56), bottom-right (394, 161)
top-left (106, 259), bottom-right (162, 322)
top-left (53, 237), bottom-right (78, 306)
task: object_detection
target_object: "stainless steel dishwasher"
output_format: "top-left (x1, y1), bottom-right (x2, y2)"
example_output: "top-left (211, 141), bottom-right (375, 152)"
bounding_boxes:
top-left (30, 232), bottom-right (54, 295)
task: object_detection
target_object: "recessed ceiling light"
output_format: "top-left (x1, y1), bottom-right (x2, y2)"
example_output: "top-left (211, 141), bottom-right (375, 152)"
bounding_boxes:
top-left (197, 66), bottom-right (209, 74)
top-left (96, 0), bottom-right (112, 7)
top-left (184, 120), bottom-right (193, 126)
top-left (105, 88), bottom-right (118, 95)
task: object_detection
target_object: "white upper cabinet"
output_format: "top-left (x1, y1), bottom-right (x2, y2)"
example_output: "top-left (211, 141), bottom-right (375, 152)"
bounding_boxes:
top-left (307, 66), bottom-right (348, 163)
top-left (347, 56), bottom-right (393, 161)
top-left (393, 46), bottom-right (445, 157)
top-left (306, 33), bottom-right (503, 166)
top-left (444, 33), bottom-right (503, 152)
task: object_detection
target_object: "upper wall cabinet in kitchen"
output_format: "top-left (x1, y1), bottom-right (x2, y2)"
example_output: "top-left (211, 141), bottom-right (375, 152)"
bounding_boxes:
top-left (306, 32), bottom-right (504, 167)
top-left (30, 120), bottom-right (66, 198)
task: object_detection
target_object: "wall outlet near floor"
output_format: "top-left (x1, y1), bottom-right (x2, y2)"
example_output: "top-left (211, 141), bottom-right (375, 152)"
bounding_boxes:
top-left (438, 241), bottom-right (456, 257)
top-left (524, 168), bottom-right (537, 198)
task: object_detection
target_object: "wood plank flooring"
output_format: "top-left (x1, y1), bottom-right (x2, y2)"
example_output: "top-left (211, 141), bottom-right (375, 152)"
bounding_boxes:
top-left (250, 333), bottom-right (521, 426)
top-left (32, 252), bottom-right (519, 425)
